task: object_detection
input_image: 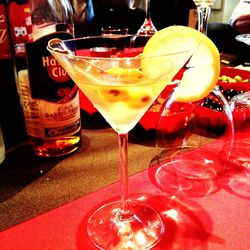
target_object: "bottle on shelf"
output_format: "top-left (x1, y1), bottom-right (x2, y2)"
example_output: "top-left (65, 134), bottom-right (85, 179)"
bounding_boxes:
top-left (6, 0), bottom-right (82, 157)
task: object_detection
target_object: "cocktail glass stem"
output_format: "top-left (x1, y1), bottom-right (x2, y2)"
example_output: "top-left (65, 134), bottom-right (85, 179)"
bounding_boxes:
top-left (47, 35), bottom-right (166, 249)
top-left (118, 133), bottom-right (130, 215)
top-left (197, 6), bottom-right (211, 35)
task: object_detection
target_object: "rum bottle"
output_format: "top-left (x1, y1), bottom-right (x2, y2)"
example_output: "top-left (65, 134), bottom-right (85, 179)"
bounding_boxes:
top-left (7, 0), bottom-right (81, 157)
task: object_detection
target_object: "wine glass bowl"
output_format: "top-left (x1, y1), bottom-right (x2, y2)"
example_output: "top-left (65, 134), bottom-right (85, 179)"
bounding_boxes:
top-left (155, 82), bottom-right (234, 180)
top-left (47, 35), bottom-right (192, 249)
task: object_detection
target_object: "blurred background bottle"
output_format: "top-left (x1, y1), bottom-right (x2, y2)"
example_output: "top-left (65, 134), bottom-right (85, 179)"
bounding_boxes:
top-left (0, 0), bottom-right (26, 153)
top-left (7, 0), bottom-right (81, 157)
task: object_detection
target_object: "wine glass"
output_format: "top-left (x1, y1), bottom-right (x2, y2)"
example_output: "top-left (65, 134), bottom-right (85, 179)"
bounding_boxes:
top-left (193, 0), bottom-right (215, 35)
top-left (161, 0), bottom-right (234, 180)
top-left (48, 35), bottom-right (191, 249)
top-left (136, 0), bottom-right (157, 36)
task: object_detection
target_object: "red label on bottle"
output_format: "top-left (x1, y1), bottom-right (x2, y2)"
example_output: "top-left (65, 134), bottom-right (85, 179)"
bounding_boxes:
top-left (44, 55), bottom-right (70, 83)
top-left (0, 5), bottom-right (11, 59)
top-left (8, 2), bottom-right (31, 57)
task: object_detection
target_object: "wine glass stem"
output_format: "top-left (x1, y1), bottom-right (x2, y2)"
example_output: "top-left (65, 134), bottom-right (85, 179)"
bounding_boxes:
top-left (118, 133), bottom-right (129, 215)
top-left (145, 0), bottom-right (151, 20)
top-left (197, 6), bottom-right (211, 35)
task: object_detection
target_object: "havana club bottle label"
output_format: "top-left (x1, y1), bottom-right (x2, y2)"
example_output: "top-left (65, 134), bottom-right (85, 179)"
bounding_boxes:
top-left (22, 32), bottom-right (81, 139)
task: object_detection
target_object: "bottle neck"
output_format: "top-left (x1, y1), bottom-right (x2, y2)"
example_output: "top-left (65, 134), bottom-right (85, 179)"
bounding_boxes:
top-left (28, 0), bottom-right (74, 40)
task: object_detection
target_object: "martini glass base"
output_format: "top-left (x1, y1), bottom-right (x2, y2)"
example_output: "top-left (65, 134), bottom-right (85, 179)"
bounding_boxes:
top-left (87, 200), bottom-right (164, 250)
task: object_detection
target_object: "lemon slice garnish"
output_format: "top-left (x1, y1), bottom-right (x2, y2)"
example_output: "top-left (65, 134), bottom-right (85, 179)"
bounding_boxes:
top-left (141, 25), bottom-right (220, 102)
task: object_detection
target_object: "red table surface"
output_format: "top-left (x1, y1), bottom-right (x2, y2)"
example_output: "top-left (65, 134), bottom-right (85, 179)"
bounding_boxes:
top-left (0, 130), bottom-right (249, 250)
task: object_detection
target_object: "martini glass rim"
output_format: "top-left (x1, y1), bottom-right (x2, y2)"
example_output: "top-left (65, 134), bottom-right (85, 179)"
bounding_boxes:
top-left (47, 35), bottom-right (191, 61)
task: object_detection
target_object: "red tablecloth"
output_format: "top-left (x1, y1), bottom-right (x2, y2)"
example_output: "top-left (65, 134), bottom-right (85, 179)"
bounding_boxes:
top-left (0, 139), bottom-right (249, 250)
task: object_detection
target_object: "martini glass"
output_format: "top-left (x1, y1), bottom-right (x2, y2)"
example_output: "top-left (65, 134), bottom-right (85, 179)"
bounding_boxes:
top-left (193, 0), bottom-right (215, 35)
top-left (48, 35), bottom-right (190, 249)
